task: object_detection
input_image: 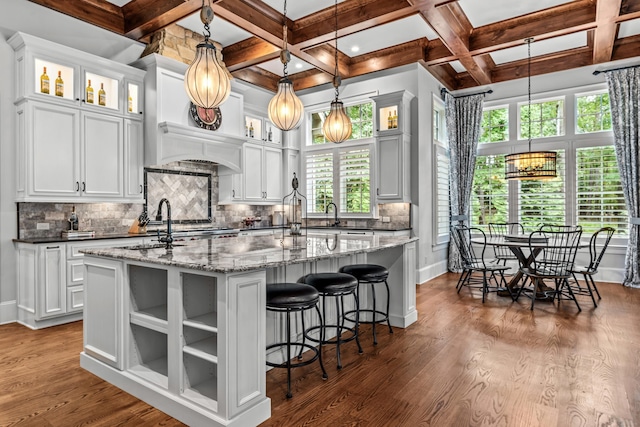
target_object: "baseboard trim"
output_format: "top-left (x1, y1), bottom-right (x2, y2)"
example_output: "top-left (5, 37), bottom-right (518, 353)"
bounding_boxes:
top-left (417, 261), bottom-right (448, 285)
top-left (0, 300), bottom-right (17, 325)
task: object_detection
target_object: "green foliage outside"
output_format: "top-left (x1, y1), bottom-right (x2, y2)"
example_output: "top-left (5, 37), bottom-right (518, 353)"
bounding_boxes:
top-left (480, 108), bottom-right (508, 143)
top-left (310, 102), bottom-right (373, 144)
top-left (519, 152), bottom-right (565, 231)
top-left (576, 93), bottom-right (612, 133)
top-left (471, 155), bottom-right (508, 231)
top-left (520, 99), bottom-right (564, 139)
top-left (340, 150), bottom-right (370, 213)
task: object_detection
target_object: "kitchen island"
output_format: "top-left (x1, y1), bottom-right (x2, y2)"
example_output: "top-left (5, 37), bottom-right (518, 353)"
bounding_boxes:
top-left (80, 233), bottom-right (417, 427)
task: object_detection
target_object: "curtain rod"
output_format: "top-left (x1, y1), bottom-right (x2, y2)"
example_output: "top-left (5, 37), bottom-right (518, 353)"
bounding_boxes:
top-left (593, 64), bottom-right (640, 75)
top-left (440, 87), bottom-right (493, 100)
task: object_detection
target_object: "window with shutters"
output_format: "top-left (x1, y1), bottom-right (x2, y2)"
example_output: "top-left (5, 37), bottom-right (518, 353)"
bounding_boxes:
top-left (304, 96), bottom-right (375, 217)
top-left (433, 95), bottom-right (450, 245)
top-left (576, 146), bottom-right (627, 234)
top-left (471, 155), bottom-right (508, 232)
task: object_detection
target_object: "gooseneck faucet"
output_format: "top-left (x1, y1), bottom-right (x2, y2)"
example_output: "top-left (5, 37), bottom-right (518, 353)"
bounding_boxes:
top-left (155, 198), bottom-right (173, 248)
top-left (325, 202), bottom-right (340, 227)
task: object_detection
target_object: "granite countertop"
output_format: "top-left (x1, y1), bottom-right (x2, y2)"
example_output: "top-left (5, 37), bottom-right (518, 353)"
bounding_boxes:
top-left (241, 225), bottom-right (412, 232)
top-left (13, 232), bottom-right (153, 244)
top-left (81, 233), bottom-right (417, 274)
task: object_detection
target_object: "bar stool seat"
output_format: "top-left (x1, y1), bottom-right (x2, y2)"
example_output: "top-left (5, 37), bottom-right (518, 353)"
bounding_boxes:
top-left (339, 264), bottom-right (393, 345)
top-left (266, 282), bottom-right (327, 398)
top-left (298, 272), bottom-right (363, 369)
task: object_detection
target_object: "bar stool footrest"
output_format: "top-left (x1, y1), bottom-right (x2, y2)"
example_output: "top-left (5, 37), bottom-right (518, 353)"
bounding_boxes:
top-left (344, 308), bottom-right (389, 325)
top-left (266, 342), bottom-right (322, 370)
top-left (304, 324), bottom-right (359, 345)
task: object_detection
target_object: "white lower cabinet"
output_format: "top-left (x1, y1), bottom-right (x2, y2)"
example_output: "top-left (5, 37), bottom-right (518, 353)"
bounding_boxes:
top-left (15, 237), bottom-right (146, 329)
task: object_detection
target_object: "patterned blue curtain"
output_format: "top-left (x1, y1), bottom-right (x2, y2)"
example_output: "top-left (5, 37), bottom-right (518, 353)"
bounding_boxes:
top-left (605, 68), bottom-right (640, 288)
top-left (445, 92), bottom-right (484, 272)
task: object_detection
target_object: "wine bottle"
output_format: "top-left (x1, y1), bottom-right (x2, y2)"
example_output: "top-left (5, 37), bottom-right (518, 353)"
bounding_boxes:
top-left (69, 206), bottom-right (79, 231)
top-left (86, 80), bottom-right (94, 104)
top-left (55, 71), bottom-right (64, 97)
top-left (40, 67), bottom-right (49, 94)
top-left (249, 121), bottom-right (254, 138)
top-left (128, 92), bottom-right (133, 112)
top-left (393, 110), bottom-right (398, 128)
top-left (387, 111), bottom-right (392, 129)
top-left (268, 127), bottom-right (272, 142)
top-left (98, 83), bottom-right (106, 106)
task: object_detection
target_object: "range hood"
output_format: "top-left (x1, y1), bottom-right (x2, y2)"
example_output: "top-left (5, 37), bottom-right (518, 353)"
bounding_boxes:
top-left (132, 54), bottom-right (246, 174)
top-left (152, 122), bottom-right (244, 173)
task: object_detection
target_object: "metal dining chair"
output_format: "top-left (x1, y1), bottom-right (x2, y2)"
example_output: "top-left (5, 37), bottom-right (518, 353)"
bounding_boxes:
top-left (451, 224), bottom-right (514, 303)
top-left (568, 227), bottom-right (615, 307)
top-left (488, 222), bottom-right (525, 266)
top-left (515, 225), bottom-right (583, 311)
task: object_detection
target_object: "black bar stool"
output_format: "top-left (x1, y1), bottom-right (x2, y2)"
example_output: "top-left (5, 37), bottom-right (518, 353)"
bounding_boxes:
top-left (339, 264), bottom-right (393, 345)
top-left (266, 282), bottom-right (328, 399)
top-left (298, 272), bottom-right (363, 369)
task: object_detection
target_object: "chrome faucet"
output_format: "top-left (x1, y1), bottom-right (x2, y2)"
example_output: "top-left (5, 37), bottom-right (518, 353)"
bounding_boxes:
top-left (155, 198), bottom-right (173, 248)
top-left (325, 202), bottom-right (340, 227)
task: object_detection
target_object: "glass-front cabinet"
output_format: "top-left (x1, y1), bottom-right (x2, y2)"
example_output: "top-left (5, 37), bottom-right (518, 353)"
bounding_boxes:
top-left (372, 90), bottom-right (414, 136)
top-left (10, 32), bottom-right (146, 203)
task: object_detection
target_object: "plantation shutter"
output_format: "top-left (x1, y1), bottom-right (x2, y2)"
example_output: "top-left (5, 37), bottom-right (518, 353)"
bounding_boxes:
top-left (339, 148), bottom-right (371, 214)
top-left (305, 152), bottom-right (334, 214)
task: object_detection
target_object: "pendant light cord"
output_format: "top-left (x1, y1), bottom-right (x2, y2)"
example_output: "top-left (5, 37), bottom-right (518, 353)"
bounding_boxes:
top-left (333, 0), bottom-right (339, 100)
top-left (282, 0), bottom-right (288, 77)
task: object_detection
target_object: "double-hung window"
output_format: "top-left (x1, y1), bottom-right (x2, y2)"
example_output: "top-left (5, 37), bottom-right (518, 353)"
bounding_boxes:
top-left (305, 99), bottom-right (374, 216)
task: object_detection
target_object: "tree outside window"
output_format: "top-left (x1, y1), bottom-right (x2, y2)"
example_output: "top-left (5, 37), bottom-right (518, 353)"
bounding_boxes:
top-left (310, 102), bottom-right (373, 144)
top-left (480, 107), bottom-right (509, 143)
top-left (576, 92), bottom-right (612, 134)
top-left (518, 151), bottom-right (565, 230)
top-left (520, 99), bottom-right (564, 139)
top-left (471, 155), bottom-right (508, 231)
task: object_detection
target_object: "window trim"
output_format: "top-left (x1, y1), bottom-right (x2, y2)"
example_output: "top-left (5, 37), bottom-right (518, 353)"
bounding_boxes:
top-left (480, 104), bottom-right (510, 143)
top-left (432, 94), bottom-right (449, 246)
top-left (574, 89), bottom-right (611, 135)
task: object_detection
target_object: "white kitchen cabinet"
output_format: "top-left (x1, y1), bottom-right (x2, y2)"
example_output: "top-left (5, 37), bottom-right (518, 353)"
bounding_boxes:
top-left (10, 32), bottom-right (145, 203)
top-left (371, 91), bottom-right (414, 203)
top-left (220, 142), bottom-right (283, 204)
top-left (245, 113), bottom-right (282, 146)
top-left (15, 237), bottom-right (147, 329)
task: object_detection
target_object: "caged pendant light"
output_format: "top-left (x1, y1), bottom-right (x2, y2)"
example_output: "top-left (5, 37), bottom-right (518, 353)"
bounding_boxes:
top-left (322, 0), bottom-right (352, 144)
top-left (267, 0), bottom-right (304, 131)
top-left (184, 0), bottom-right (231, 109)
top-left (505, 38), bottom-right (557, 180)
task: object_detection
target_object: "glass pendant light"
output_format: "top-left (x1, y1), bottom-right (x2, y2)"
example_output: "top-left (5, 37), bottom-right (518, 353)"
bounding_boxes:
top-left (505, 38), bottom-right (557, 180)
top-left (267, 0), bottom-right (304, 131)
top-left (322, 0), bottom-right (352, 144)
top-left (184, 0), bottom-right (231, 109)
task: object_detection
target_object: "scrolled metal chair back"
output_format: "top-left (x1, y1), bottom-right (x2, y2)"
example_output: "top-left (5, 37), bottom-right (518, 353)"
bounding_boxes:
top-left (530, 226), bottom-right (582, 278)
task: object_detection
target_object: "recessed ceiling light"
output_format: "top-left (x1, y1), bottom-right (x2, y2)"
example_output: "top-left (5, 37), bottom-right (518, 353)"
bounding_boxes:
top-left (351, 46), bottom-right (360, 53)
top-left (295, 63), bottom-right (303, 69)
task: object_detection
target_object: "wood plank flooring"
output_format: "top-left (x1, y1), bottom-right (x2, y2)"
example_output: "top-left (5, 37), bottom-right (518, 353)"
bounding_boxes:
top-left (1, 273), bottom-right (639, 426)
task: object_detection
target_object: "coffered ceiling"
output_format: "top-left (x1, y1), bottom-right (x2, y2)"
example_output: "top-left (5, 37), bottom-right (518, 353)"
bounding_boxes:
top-left (26, 0), bottom-right (640, 93)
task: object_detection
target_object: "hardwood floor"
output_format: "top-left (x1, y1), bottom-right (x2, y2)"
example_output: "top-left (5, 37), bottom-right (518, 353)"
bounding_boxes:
top-left (1, 273), bottom-right (639, 426)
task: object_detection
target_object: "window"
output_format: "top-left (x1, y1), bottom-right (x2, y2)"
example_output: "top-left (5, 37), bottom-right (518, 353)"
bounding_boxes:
top-left (339, 149), bottom-right (371, 214)
top-left (520, 98), bottom-right (565, 139)
top-left (306, 152), bottom-right (334, 214)
top-left (480, 106), bottom-right (509, 143)
top-left (433, 96), bottom-right (450, 244)
top-left (310, 101), bottom-right (373, 144)
top-left (576, 146), bottom-right (627, 234)
top-left (305, 99), bottom-right (375, 216)
top-left (471, 155), bottom-right (508, 231)
top-left (576, 92), bottom-right (611, 134)
top-left (518, 150), bottom-right (565, 230)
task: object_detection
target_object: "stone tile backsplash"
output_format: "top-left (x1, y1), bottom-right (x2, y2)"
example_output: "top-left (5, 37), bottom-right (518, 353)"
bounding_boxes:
top-left (17, 160), bottom-right (410, 239)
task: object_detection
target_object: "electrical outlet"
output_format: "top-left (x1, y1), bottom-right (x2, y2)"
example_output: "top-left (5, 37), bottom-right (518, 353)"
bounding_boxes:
top-left (382, 216), bottom-right (390, 223)
top-left (36, 222), bottom-right (50, 230)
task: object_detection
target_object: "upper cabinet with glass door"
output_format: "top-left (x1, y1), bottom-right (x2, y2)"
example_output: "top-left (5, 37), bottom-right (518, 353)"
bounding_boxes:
top-left (244, 108), bottom-right (282, 145)
top-left (372, 90), bottom-right (414, 136)
top-left (10, 32), bottom-right (144, 118)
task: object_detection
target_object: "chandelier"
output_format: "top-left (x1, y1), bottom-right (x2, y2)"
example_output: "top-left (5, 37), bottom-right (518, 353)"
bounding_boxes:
top-left (322, 0), bottom-right (352, 143)
top-left (267, 0), bottom-right (304, 131)
top-left (505, 38), bottom-right (557, 180)
top-left (184, 0), bottom-right (231, 109)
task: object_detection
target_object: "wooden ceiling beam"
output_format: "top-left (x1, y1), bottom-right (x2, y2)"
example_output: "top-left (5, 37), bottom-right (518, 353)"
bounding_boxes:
top-left (27, 0), bottom-right (125, 34)
top-left (418, 1), bottom-right (493, 85)
top-left (231, 66), bottom-right (279, 91)
top-left (348, 39), bottom-right (427, 77)
top-left (222, 37), bottom-right (280, 71)
top-left (122, 0), bottom-right (203, 41)
top-left (592, 0), bottom-right (623, 64)
top-left (291, 0), bottom-right (429, 49)
top-left (469, 0), bottom-right (596, 55)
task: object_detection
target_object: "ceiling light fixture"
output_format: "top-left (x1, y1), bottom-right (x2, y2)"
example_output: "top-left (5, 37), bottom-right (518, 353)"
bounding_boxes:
top-left (267, 0), bottom-right (304, 131)
top-left (184, 0), bottom-right (231, 109)
top-left (505, 38), bottom-right (557, 180)
top-left (322, 0), bottom-right (352, 144)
